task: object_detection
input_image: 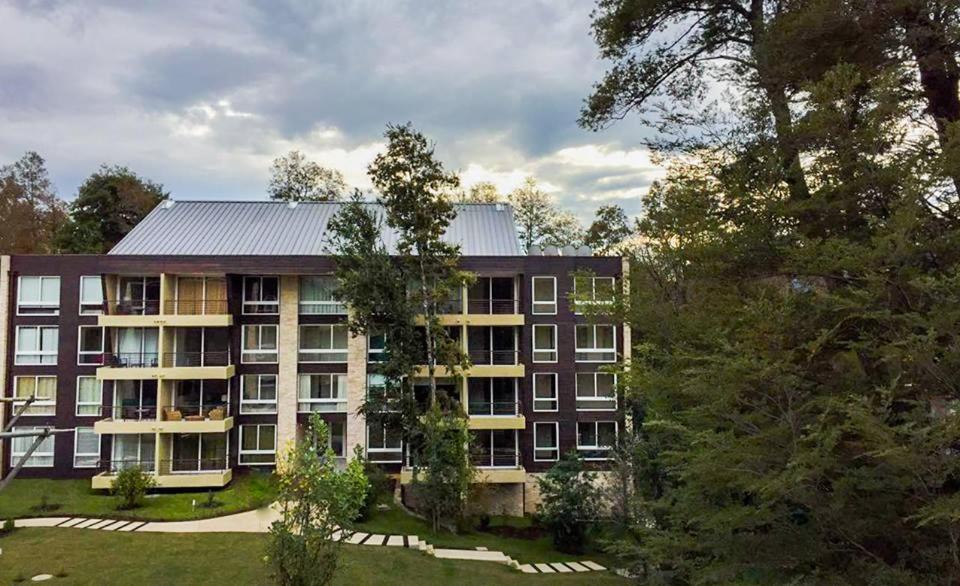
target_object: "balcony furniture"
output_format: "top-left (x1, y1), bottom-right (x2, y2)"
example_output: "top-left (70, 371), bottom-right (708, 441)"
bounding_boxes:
top-left (207, 407), bottom-right (225, 421)
top-left (185, 415), bottom-right (204, 422)
top-left (162, 407), bottom-right (183, 421)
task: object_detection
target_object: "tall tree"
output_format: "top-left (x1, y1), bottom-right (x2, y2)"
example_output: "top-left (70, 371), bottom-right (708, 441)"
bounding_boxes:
top-left (543, 210), bottom-right (585, 250)
top-left (268, 150), bottom-right (347, 202)
top-left (57, 165), bottom-right (167, 253)
top-left (0, 151), bottom-right (67, 253)
top-left (509, 177), bottom-right (558, 250)
top-left (584, 204), bottom-right (632, 254)
top-left (460, 181), bottom-right (503, 203)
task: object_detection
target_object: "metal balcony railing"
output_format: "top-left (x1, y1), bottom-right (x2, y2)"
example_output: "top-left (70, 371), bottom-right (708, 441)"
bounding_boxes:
top-left (159, 457), bottom-right (229, 474)
top-left (104, 300), bottom-right (161, 315)
top-left (161, 351), bottom-right (230, 367)
top-left (467, 400), bottom-right (521, 417)
top-left (159, 403), bottom-right (230, 421)
top-left (467, 349), bottom-right (519, 365)
top-left (100, 404), bottom-right (158, 421)
top-left (97, 459), bottom-right (157, 474)
top-left (102, 352), bottom-right (159, 368)
top-left (466, 298), bottom-right (519, 315)
top-left (470, 448), bottom-right (520, 468)
top-left (164, 298), bottom-right (229, 315)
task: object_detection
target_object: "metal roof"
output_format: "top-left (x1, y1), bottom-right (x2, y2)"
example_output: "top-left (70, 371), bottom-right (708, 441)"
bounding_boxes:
top-left (108, 200), bottom-right (522, 256)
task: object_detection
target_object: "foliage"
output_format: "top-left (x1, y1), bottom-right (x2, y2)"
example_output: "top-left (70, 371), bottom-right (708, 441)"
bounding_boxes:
top-left (508, 176), bottom-right (585, 250)
top-left (58, 164), bottom-right (167, 253)
top-left (0, 151), bottom-right (67, 254)
top-left (411, 404), bottom-right (475, 532)
top-left (30, 494), bottom-right (61, 513)
top-left (267, 414), bottom-right (368, 586)
top-left (2, 518), bottom-right (15, 535)
top-left (110, 467), bottom-right (156, 510)
top-left (268, 150), bottom-right (347, 202)
top-left (542, 210), bottom-right (585, 250)
top-left (536, 451), bottom-right (600, 554)
top-left (355, 445), bottom-right (392, 522)
top-left (584, 205), bottom-right (632, 254)
top-left (460, 181), bottom-right (503, 203)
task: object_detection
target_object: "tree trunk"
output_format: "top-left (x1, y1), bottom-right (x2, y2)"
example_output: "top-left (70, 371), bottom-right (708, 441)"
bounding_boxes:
top-left (417, 252), bottom-right (437, 407)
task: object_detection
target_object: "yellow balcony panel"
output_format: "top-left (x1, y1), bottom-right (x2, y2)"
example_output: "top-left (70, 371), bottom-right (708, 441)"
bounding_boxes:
top-left (154, 314), bottom-right (233, 327)
top-left (467, 364), bottom-right (525, 378)
top-left (463, 314), bottom-right (524, 327)
top-left (91, 469), bottom-right (232, 491)
top-left (412, 365), bottom-right (458, 378)
top-left (97, 365), bottom-right (235, 381)
top-left (414, 314), bottom-right (466, 326)
top-left (94, 419), bottom-right (160, 435)
top-left (98, 314), bottom-right (160, 328)
top-left (399, 467), bottom-right (526, 485)
top-left (157, 417), bottom-right (234, 434)
top-left (468, 415), bottom-right (526, 430)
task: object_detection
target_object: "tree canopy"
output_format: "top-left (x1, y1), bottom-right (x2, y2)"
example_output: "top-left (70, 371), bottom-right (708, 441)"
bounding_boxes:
top-left (268, 150), bottom-right (347, 202)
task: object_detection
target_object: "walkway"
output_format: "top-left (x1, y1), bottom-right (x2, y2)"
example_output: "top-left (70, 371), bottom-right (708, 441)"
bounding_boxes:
top-left (7, 508), bottom-right (608, 575)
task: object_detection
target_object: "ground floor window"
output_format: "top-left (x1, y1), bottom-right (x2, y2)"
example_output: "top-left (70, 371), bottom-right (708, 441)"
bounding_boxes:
top-left (366, 424), bottom-right (402, 463)
top-left (10, 427), bottom-right (55, 468)
top-left (239, 424), bottom-right (276, 465)
top-left (169, 433), bottom-right (228, 472)
top-left (534, 422), bottom-right (559, 462)
top-left (111, 434), bottom-right (155, 472)
top-left (576, 421), bottom-right (617, 460)
top-left (74, 427), bottom-right (100, 468)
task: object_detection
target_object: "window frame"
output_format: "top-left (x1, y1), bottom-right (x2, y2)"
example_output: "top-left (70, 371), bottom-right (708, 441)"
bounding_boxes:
top-left (10, 427), bottom-right (56, 468)
top-left (299, 275), bottom-right (347, 315)
top-left (531, 276), bottom-right (557, 315)
top-left (79, 275), bottom-right (104, 315)
top-left (241, 325), bottom-right (278, 364)
top-left (297, 373), bottom-right (348, 413)
top-left (576, 420), bottom-right (618, 461)
top-left (12, 375), bottom-right (57, 416)
top-left (532, 372), bottom-right (559, 412)
top-left (75, 376), bottom-right (103, 417)
top-left (77, 325), bottom-right (105, 366)
top-left (238, 424), bottom-right (277, 466)
top-left (17, 275), bottom-right (60, 316)
top-left (298, 324), bottom-right (349, 363)
top-left (575, 372), bottom-right (618, 411)
top-left (14, 325), bottom-right (59, 365)
top-left (532, 324), bottom-right (558, 363)
top-left (574, 324), bottom-right (617, 363)
top-left (366, 423), bottom-right (403, 463)
top-left (73, 427), bottom-right (101, 468)
top-left (573, 276), bottom-right (616, 314)
top-left (242, 276), bottom-right (280, 315)
top-left (533, 421), bottom-right (560, 462)
top-left (239, 374), bottom-right (278, 414)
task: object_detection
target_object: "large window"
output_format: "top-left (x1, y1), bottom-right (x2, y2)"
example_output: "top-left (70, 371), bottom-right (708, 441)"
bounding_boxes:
top-left (13, 376), bottom-right (57, 415)
top-left (17, 276), bottom-right (60, 315)
top-left (367, 330), bottom-right (386, 363)
top-left (75, 376), bottom-right (102, 417)
top-left (576, 372), bottom-right (617, 411)
top-left (239, 424), bottom-right (276, 465)
top-left (11, 427), bottom-right (55, 467)
top-left (110, 434), bottom-right (156, 472)
top-left (74, 427), bottom-right (100, 468)
top-left (531, 276), bottom-right (557, 315)
top-left (79, 275), bottom-right (103, 315)
top-left (534, 422), bottom-right (559, 462)
top-left (242, 325), bottom-right (278, 363)
top-left (243, 276), bottom-right (279, 314)
top-left (573, 276), bottom-right (616, 313)
top-left (112, 327), bottom-right (159, 367)
top-left (15, 326), bottom-right (58, 365)
top-left (112, 380), bottom-right (157, 421)
top-left (299, 324), bottom-right (348, 363)
top-left (577, 421), bottom-right (617, 460)
top-left (240, 375), bottom-right (277, 414)
top-left (532, 325), bottom-right (557, 363)
top-left (367, 424), bottom-right (402, 463)
top-left (116, 276), bottom-right (160, 315)
top-left (574, 325), bottom-right (616, 362)
top-left (78, 326), bottom-right (105, 365)
top-left (300, 276), bottom-right (346, 315)
top-left (327, 421), bottom-right (346, 458)
top-left (532, 373), bottom-right (558, 412)
top-left (174, 276), bottom-right (227, 315)
top-left (298, 374), bottom-right (347, 412)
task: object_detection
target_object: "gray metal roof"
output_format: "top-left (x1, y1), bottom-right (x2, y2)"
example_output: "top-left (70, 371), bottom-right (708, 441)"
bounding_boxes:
top-left (109, 200), bottom-right (522, 256)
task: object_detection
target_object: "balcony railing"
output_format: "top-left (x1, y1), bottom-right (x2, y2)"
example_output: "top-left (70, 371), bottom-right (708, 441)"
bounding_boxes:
top-left (105, 300), bottom-right (161, 316)
top-left (158, 457), bottom-right (229, 474)
top-left (467, 400), bottom-right (520, 417)
top-left (164, 299), bottom-right (229, 315)
top-left (102, 352), bottom-right (159, 368)
top-left (97, 459), bottom-right (157, 474)
top-left (161, 351), bottom-right (230, 367)
top-left (467, 298), bottom-right (518, 315)
top-left (159, 403), bottom-right (230, 421)
top-left (468, 349), bottom-right (519, 366)
top-left (470, 448), bottom-right (520, 468)
top-left (99, 404), bottom-right (158, 421)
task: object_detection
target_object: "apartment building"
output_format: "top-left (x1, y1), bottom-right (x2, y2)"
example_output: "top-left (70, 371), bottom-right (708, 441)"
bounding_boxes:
top-left (0, 201), bottom-right (628, 514)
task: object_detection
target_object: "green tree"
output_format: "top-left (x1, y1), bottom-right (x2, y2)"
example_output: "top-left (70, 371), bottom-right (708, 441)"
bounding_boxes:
top-left (110, 466), bottom-right (156, 510)
top-left (537, 451), bottom-right (600, 554)
top-left (58, 165), bottom-right (167, 253)
top-left (268, 150), bottom-right (347, 202)
top-left (415, 404), bottom-right (475, 531)
top-left (0, 151), bottom-right (67, 253)
top-left (584, 204), bottom-right (632, 254)
top-left (460, 181), bottom-right (503, 203)
top-left (267, 414), bottom-right (368, 586)
top-left (509, 177), bottom-right (556, 251)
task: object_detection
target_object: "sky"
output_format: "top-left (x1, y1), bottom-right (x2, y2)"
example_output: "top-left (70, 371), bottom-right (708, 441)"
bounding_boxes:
top-left (0, 0), bottom-right (665, 223)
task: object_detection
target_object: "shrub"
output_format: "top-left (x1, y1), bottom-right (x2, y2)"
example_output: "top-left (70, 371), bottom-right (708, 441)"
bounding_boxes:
top-left (30, 493), bottom-right (61, 513)
top-left (111, 466), bottom-right (156, 510)
top-left (1, 518), bottom-right (15, 535)
top-left (356, 447), bottom-right (391, 522)
top-left (537, 451), bottom-right (600, 554)
top-left (199, 490), bottom-right (223, 509)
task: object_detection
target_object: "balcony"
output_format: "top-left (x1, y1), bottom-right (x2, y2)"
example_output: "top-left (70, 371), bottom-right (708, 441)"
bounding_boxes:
top-left (467, 400), bottom-right (525, 430)
top-left (466, 349), bottom-right (524, 378)
top-left (471, 448), bottom-right (525, 483)
top-left (97, 352), bottom-right (234, 380)
top-left (99, 299), bottom-right (232, 327)
top-left (93, 405), bottom-right (159, 434)
top-left (90, 458), bottom-right (232, 490)
top-left (156, 404), bottom-right (233, 433)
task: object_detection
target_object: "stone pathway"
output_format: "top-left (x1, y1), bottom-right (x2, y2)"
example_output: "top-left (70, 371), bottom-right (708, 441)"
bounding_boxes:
top-left (5, 511), bottom-right (610, 575)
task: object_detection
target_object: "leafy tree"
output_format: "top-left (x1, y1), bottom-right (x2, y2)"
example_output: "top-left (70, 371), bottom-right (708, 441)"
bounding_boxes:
top-left (110, 466), bottom-right (156, 510)
top-left (58, 165), bottom-right (167, 253)
top-left (0, 151), bottom-right (67, 253)
top-left (537, 451), bottom-right (600, 554)
top-left (509, 177), bottom-right (556, 251)
top-left (268, 150), bottom-right (347, 202)
top-left (460, 181), bottom-right (503, 203)
top-left (414, 404), bottom-right (475, 531)
top-left (584, 204), bottom-right (632, 254)
top-left (542, 210), bottom-right (585, 250)
top-left (267, 414), bottom-right (368, 586)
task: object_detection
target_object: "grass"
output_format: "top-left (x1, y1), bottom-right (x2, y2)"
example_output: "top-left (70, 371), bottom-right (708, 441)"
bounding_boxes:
top-left (0, 528), bottom-right (627, 585)
top-left (0, 471), bottom-right (276, 522)
top-left (355, 501), bottom-right (618, 566)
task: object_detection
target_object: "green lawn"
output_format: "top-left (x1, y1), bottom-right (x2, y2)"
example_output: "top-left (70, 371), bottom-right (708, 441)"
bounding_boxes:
top-left (0, 528), bottom-right (626, 585)
top-left (355, 501), bottom-right (617, 566)
top-left (0, 471), bottom-right (275, 522)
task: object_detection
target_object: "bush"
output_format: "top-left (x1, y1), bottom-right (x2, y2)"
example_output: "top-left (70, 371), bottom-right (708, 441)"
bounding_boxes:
top-left (1, 518), bottom-right (15, 535)
top-left (537, 451), bottom-right (600, 554)
top-left (198, 490), bottom-right (223, 509)
top-left (111, 466), bottom-right (156, 510)
top-left (357, 448), bottom-right (392, 522)
top-left (30, 493), bottom-right (61, 513)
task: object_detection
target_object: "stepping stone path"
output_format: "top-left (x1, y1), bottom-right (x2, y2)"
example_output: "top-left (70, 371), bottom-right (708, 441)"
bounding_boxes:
top-left (5, 514), bottom-right (613, 576)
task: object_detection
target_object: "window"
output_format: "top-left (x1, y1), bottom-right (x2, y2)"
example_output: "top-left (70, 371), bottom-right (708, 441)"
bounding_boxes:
top-left (243, 276), bottom-right (279, 314)
top-left (112, 327), bottom-right (159, 367)
top-left (576, 372), bottom-right (617, 410)
top-left (298, 374), bottom-right (347, 412)
top-left (300, 276), bottom-right (346, 315)
top-left (17, 276), bottom-right (60, 315)
top-left (74, 427), bottom-right (100, 468)
top-left (328, 421), bottom-right (346, 458)
top-left (77, 326), bottom-right (105, 365)
top-left (532, 325), bottom-right (557, 363)
top-left (533, 373), bottom-right (558, 412)
top-left (534, 422), bottom-right (559, 462)
top-left (531, 276), bottom-right (557, 314)
top-left (15, 326), bottom-right (58, 365)
top-left (76, 376), bottom-right (102, 416)
top-left (242, 325), bottom-right (278, 363)
top-left (577, 421), bottom-right (617, 460)
top-left (79, 275), bottom-right (103, 314)
top-left (240, 375), bottom-right (277, 414)
top-left (573, 276), bottom-right (616, 313)
top-left (116, 276), bottom-right (160, 315)
top-left (11, 427), bottom-right (55, 467)
top-left (112, 380), bottom-right (157, 420)
top-left (299, 324), bottom-right (348, 363)
top-left (367, 331), bottom-right (386, 363)
top-left (110, 434), bottom-right (155, 472)
top-left (367, 424), bottom-right (402, 463)
top-left (174, 276), bottom-right (227, 315)
top-left (575, 325), bottom-right (616, 362)
top-left (239, 424), bottom-right (276, 465)
top-left (13, 376), bottom-right (57, 415)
